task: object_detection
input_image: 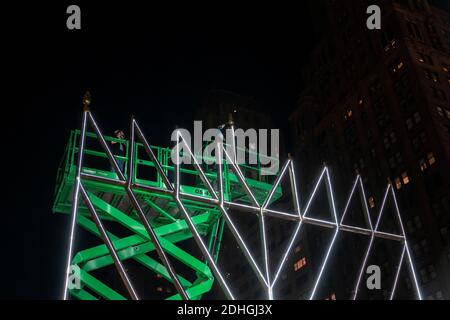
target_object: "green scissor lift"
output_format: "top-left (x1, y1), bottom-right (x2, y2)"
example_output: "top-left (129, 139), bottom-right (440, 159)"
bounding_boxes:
top-left (53, 128), bottom-right (282, 300)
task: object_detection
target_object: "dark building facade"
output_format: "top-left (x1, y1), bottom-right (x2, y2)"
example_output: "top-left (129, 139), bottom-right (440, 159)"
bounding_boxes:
top-left (290, 0), bottom-right (450, 299)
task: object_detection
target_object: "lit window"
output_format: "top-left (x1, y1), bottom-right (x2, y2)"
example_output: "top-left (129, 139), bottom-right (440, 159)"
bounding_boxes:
top-left (419, 158), bottom-right (428, 172)
top-left (417, 53), bottom-right (432, 64)
top-left (358, 99), bottom-right (364, 105)
top-left (395, 177), bottom-right (402, 190)
top-left (294, 257), bottom-right (307, 271)
top-left (402, 172), bottom-right (410, 185)
top-left (382, 29), bottom-right (396, 51)
top-left (391, 61), bottom-right (405, 74)
top-left (156, 287), bottom-right (163, 292)
top-left (427, 152), bottom-right (436, 165)
top-left (443, 64), bottom-right (449, 73)
top-left (368, 197), bottom-right (375, 209)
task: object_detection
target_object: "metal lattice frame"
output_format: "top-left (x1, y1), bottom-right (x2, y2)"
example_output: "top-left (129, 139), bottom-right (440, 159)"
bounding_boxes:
top-left (61, 107), bottom-right (422, 300)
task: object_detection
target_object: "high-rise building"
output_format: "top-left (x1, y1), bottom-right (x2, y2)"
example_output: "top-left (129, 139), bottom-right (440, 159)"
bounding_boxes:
top-left (290, 0), bottom-right (450, 299)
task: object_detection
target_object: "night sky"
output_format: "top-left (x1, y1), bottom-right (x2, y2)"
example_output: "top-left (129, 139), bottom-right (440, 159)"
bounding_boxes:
top-left (3, 1), bottom-right (449, 299)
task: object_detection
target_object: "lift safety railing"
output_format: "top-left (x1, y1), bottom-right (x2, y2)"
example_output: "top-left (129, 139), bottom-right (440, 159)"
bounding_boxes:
top-left (57, 103), bottom-right (421, 301)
